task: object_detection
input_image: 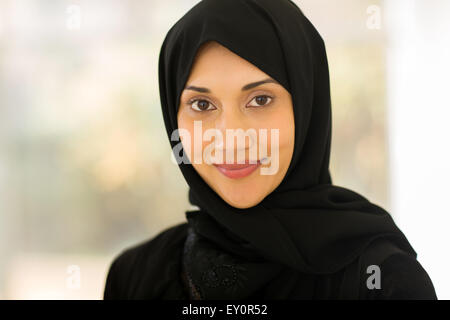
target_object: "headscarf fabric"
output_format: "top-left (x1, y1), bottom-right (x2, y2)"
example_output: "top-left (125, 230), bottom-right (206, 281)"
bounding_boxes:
top-left (158, 0), bottom-right (416, 299)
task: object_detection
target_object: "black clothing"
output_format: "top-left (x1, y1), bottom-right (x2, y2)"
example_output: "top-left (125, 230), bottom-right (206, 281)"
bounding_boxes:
top-left (103, 222), bottom-right (436, 299)
top-left (104, 0), bottom-right (437, 299)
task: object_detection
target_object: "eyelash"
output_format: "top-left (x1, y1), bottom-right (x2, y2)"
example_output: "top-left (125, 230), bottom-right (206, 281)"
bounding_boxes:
top-left (187, 95), bottom-right (274, 112)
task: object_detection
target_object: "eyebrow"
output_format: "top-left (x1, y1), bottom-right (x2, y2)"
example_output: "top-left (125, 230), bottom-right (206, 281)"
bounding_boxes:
top-left (184, 78), bottom-right (279, 93)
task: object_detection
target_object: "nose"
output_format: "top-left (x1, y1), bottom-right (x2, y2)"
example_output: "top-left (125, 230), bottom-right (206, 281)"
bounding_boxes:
top-left (214, 104), bottom-right (245, 133)
top-left (213, 105), bottom-right (256, 157)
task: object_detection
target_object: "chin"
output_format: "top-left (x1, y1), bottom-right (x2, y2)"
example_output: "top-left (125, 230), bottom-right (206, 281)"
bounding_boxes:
top-left (225, 198), bottom-right (260, 209)
top-left (218, 188), bottom-right (264, 209)
top-left (197, 167), bottom-right (273, 209)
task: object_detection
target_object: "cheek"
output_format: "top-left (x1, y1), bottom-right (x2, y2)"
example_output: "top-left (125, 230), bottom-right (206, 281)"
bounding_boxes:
top-left (177, 112), bottom-right (198, 164)
top-left (279, 120), bottom-right (295, 156)
top-left (263, 110), bottom-right (295, 165)
top-left (178, 116), bottom-right (216, 172)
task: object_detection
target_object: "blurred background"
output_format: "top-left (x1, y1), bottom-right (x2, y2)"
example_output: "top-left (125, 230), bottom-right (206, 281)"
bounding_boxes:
top-left (0, 0), bottom-right (448, 299)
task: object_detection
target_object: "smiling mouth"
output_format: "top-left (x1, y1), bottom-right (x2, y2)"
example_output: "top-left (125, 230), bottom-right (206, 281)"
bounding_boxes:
top-left (213, 160), bottom-right (261, 179)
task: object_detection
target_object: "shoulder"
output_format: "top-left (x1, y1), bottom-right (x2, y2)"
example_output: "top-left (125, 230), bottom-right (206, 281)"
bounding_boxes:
top-left (360, 242), bottom-right (437, 300)
top-left (110, 222), bottom-right (189, 266)
top-left (103, 222), bottom-right (189, 299)
top-left (376, 252), bottom-right (437, 299)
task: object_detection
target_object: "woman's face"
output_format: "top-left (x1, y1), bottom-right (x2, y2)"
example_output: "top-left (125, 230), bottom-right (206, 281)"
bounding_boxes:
top-left (177, 41), bottom-right (295, 209)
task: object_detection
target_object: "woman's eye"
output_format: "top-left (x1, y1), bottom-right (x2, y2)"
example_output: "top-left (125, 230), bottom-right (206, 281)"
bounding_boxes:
top-left (247, 95), bottom-right (273, 107)
top-left (190, 99), bottom-right (216, 112)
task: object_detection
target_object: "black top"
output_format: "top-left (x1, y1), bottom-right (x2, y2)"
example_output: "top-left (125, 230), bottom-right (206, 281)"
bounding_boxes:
top-left (103, 223), bottom-right (437, 300)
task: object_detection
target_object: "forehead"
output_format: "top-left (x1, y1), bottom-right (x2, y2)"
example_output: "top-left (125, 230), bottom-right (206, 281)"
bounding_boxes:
top-left (187, 41), bottom-right (272, 83)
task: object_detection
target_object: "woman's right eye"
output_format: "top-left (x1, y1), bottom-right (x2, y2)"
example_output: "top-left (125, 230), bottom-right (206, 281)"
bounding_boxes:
top-left (189, 99), bottom-right (216, 112)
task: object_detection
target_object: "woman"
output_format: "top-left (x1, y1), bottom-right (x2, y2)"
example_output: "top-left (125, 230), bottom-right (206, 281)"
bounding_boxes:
top-left (103, 0), bottom-right (437, 299)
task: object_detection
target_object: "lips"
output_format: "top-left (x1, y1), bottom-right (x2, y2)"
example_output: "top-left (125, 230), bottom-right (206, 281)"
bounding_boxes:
top-left (213, 160), bottom-right (261, 179)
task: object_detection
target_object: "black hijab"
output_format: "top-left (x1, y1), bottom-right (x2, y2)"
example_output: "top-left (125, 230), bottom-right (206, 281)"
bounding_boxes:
top-left (158, 0), bottom-right (416, 299)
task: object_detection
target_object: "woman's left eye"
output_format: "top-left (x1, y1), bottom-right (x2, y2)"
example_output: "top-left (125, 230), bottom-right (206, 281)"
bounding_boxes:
top-left (247, 95), bottom-right (273, 108)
